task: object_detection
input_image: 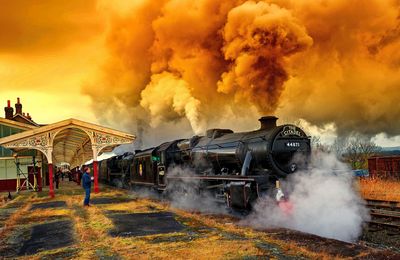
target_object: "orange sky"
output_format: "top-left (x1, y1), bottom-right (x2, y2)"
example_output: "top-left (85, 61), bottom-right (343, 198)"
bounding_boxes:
top-left (1, 0), bottom-right (400, 147)
top-left (0, 1), bottom-right (105, 124)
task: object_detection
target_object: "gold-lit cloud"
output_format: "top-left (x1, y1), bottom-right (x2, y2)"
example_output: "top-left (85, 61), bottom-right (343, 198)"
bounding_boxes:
top-left (1, 0), bottom-right (400, 146)
top-left (84, 0), bottom-right (400, 144)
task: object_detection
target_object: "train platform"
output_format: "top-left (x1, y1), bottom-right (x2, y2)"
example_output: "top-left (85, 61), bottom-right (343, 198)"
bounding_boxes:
top-left (1, 181), bottom-right (399, 259)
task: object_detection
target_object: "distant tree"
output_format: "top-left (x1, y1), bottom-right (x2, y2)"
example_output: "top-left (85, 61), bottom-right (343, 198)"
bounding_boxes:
top-left (331, 137), bottom-right (348, 159)
top-left (342, 136), bottom-right (381, 169)
top-left (311, 136), bottom-right (330, 153)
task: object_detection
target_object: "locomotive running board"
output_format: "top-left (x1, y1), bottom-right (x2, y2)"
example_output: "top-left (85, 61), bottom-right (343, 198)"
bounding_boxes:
top-left (129, 181), bottom-right (154, 186)
top-left (166, 175), bottom-right (259, 182)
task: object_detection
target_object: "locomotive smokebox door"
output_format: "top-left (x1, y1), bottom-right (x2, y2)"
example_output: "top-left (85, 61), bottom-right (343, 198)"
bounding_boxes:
top-left (229, 182), bottom-right (251, 209)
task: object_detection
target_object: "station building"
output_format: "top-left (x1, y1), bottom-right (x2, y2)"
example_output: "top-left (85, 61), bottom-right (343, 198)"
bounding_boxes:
top-left (0, 98), bottom-right (45, 192)
top-left (0, 98), bottom-right (135, 197)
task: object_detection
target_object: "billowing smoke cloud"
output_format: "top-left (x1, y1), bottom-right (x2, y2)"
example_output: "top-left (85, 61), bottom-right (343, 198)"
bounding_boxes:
top-left (218, 1), bottom-right (312, 112)
top-left (277, 0), bottom-right (400, 136)
top-left (83, 0), bottom-right (311, 146)
top-left (140, 72), bottom-right (206, 134)
top-left (242, 153), bottom-right (370, 242)
top-left (84, 0), bottom-right (400, 146)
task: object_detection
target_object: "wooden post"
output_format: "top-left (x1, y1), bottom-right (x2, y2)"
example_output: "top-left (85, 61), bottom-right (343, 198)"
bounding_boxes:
top-left (37, 168), bottom-right (42, 192)
top-left (93, 160), bottom-right (99, 193)
top-left (49, 163), bottom-right (54, 198)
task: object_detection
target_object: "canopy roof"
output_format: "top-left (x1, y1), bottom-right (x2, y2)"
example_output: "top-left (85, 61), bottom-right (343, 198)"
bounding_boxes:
top-left (0, 118), bottom-right (135, 167)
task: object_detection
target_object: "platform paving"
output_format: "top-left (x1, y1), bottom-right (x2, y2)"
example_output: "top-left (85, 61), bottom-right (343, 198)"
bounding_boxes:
top-left (30, 200), bottom-right (67, 210)
top-left (18, 220), bottom-right (74, 256)
top-left (108, 212), bottom-right (185, 237)
top-left (0, 181), bottom-right (399, 259)
top-left (90, 197), bottom-right (134, 205)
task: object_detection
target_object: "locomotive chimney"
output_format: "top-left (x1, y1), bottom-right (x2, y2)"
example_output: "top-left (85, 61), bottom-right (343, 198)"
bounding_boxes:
top-left (259, 116), bottom-right (278, 130)
top-left (4, 100), bottom-right (14, 119)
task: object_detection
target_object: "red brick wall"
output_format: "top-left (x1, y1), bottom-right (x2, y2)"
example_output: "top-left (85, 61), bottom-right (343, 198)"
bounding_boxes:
top-left (0, 179), bottom-right (21, 192)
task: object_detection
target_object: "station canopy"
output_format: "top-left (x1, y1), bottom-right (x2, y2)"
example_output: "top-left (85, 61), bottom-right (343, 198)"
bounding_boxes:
top-left (0, 118), bottom-right (135, 168)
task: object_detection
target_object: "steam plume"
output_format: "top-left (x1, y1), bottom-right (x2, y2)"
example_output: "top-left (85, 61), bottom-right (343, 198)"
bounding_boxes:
top-left (84, 0), bottom-right (311, 144)
top-left (243, 153), bottom-right (370, 242)
top-left (165, 166), bottom-right (227, 214)
top-left (83, 0), bottom-right (400, 144)
top-left (218, 1), bottom-right (312, 112)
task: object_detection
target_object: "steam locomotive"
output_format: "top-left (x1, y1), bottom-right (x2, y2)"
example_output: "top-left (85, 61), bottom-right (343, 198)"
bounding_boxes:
top-left (98, 116), bottom-right (311, 209)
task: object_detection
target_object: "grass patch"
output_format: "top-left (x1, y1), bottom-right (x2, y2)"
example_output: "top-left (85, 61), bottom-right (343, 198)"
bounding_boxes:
top-left (2, 182), bottom-right (384, 259)
top-left (100, 199), bottom-right (165, 213)
top-left (359, 178), bottom-right (400, 201)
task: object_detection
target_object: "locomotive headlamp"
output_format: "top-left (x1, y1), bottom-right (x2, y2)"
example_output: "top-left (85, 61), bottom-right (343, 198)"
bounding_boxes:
top-left (275, 188), bottom-right (285, 201)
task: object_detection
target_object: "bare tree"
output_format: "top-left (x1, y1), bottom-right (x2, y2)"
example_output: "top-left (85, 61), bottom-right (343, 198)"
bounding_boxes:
top-left (311, 136), bottom-right (330, 153)
top-left (331, 137), bottom-right (348, 159)
top-left (342, 135), bottom-right (381, 169)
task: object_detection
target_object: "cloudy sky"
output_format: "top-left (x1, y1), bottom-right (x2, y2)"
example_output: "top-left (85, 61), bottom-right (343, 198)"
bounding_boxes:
top-left (1, 0), bottom-right (399, 147)
top-left (0, 1), bottom-right (105, 124)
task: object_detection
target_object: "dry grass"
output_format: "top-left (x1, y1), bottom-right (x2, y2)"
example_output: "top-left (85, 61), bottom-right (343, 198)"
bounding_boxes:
top-left (109, 235), bottom-right (263, 259)
top-left (1, 182), bottom-right (381, 259)
top-left (102, 199), bottom-right (165, 213)
top-left (358, 178), bottom-right (400, 201)
top-left (0, 198), bottom-right (31, 237)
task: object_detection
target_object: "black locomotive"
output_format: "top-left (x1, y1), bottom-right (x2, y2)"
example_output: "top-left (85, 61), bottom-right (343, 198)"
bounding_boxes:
top-left (98, 116), bottom-right (311, 209)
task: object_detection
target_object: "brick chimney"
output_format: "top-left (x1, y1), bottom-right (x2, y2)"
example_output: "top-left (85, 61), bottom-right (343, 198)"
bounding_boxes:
top-left (15, 97), bottom-right (22, 115)
top-left (4, 100), bottom-right (14, 119)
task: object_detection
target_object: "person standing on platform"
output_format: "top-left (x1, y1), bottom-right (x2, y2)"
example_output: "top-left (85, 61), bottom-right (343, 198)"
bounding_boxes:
top-left (77, 168), bottom-right (83, 185)
top-left (82, 166), bottom-right (92, 207)
top-left (55, 168), bottom-right (61, 189)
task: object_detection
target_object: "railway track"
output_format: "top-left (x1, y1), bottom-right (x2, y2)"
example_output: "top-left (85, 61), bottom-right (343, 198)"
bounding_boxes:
top-left (366, 199), bottom-right (400, 230)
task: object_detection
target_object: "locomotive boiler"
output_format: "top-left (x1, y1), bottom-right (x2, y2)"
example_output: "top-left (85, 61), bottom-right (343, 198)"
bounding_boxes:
top-left (129, 116), bottom-right (311, 209)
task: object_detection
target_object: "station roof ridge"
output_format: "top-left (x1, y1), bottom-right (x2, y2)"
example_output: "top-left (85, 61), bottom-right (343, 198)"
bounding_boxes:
top-left (0, 117), bottom-right (135, 167)
top-left (12, 113), bottom-right (40, 127)
top-left (0, 118), bottom-right (135, 144)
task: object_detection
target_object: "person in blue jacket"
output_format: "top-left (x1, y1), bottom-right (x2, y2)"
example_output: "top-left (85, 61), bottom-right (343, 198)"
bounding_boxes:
top-left (82, 166), bottom-right (92, 206)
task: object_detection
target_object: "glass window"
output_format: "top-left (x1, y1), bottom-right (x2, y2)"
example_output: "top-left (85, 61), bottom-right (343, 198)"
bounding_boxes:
top-left (6, 159), bottom-right (17, 179)
top-left (0, 160), bottom-right (5, 179)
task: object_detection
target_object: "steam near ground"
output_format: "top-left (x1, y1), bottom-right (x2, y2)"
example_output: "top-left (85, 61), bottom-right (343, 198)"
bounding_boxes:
top-left (243, 153), bottom-right (370, 242)
top-left (164, 153), bottom-right (369, 242)
top-left (128, 153), bottom-right (370, 242)
top-left (165, 166), bottom-right (228, 214)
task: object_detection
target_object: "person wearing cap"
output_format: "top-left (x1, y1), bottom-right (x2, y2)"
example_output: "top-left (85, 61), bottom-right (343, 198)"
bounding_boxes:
top-left (82, 166), bottom-right (92, 206)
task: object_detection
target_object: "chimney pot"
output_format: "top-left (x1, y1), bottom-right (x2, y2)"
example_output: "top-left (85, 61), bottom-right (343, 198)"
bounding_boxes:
top-left (15, 98), bottom-right (22, 114)
top-left (258, 116), bottom-right (278, 130)
top-left (4, 100), bottom-right (14, 119)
